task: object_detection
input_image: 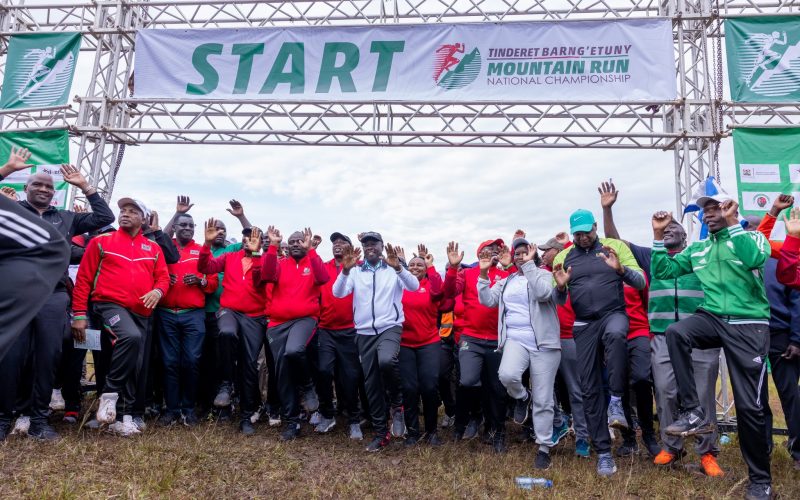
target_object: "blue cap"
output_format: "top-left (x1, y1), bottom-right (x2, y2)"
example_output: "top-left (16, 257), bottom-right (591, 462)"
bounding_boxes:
top-left (569, 209), bottom-right (596, 234)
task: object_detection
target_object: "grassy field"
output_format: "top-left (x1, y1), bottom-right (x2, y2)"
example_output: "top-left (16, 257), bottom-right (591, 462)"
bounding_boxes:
top-left (1, 407), bottom-right (798, 499)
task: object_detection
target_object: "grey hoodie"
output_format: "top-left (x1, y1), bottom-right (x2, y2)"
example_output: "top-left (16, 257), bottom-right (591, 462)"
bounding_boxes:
top-left (476, 260), bottom-right (561, 351)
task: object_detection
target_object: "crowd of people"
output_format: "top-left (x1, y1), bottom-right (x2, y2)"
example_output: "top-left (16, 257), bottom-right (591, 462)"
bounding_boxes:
top-left (0, 147), bottom-right (798, 500)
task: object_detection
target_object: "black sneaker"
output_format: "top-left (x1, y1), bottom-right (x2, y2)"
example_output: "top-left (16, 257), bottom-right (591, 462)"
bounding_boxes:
top-left (27, 423), bottom-right (60, 442)
top-left (642, 432), bottom-right (661, 458)
top-left (534, 450), bottom-right (552, 470)
top-left (616, 437), bottom-right (639, 457)
top-left (216, 406), bottom-right (232, 423)
top-left (213, 383), bottom-right (233, 408)
top-left (182, 413), bottom-right (200, 427)
top-left (744, 482), bottom-right (773, 500)
top-left (365, 432), bottom-right (390, 452)
top-left (0, 421), bottom-right (11, 441)
top-left (513, 391), bottom-right (530, 425)
top-left (301, 386), bottom-right (320, 413)
top-left (391, 406), bottom-right (406, 438)
top-left (280, 423), bottom-right (301, 442)
top-left (492, 432), bottom-right (507, 454)
top-left (404, 435), bottom-right (419, 447)
top-left (665, 408), bottom-right (714, 437)
top-left (157, 413), bottom-right (180, 427)
top-left (425, 432), bottom-right (444, 447)
top-left (239, 419), bottom-right (256, 436)
top-left (463, 417), bottom-right (481, 440)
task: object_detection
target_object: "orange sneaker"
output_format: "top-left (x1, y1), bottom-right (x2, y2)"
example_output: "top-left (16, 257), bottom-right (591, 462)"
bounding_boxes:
top-left (653, 449), bottom-right (677, 466)
top-left (700, 453), bottom-right (724, 477)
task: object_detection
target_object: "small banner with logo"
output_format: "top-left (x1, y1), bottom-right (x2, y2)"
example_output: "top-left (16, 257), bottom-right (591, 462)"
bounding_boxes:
top-left (733, 128), bottom-right (800, 220)
top-left (725, 16), bottom-right (800, 102)
top-left (0, 32), bottom-right (81, 110)
top-left (0, 129), bottom-right (71, 209)
top-left (135, 19), bottom-right (676, 102)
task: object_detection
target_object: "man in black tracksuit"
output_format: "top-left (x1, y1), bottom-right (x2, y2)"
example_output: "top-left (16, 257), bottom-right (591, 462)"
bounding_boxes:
top-left (0, 160), bottom-right (113, 441)
top-left (552, 209), bottom-right (646, 477)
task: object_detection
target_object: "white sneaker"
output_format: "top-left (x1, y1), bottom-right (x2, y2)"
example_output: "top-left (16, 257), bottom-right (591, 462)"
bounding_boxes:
top-left (109, 415), bottom-right (140, 437)
top-left (49, 389), bottom-right (65, 411)
top-left (96, 392), bottom-right (119, 424)
top-left (349, 423), bottom-right (363, 441)
top-left (268, 414), bottom-right (281, 427)
top-left (132, 416), bottom-right (147, 432)
top-left (309, 411), bottom-right (322, 426)
top-left (250, 412), bottom-right (260, 424)
top-left (12, 415), bottom-right (30, 435)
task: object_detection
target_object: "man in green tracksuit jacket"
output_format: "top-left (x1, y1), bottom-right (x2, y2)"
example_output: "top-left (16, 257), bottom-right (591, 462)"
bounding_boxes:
top-left (651, 193), bottom-right (773, 500)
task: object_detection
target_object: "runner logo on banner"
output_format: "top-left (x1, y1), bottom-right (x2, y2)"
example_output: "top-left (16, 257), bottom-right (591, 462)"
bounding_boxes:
top-left (0, 129), bottom-right (71, 209)
top-left (134, 19), bottom-right (676, 103)
top-left (726, 16), bottom-right (800, 102)
top-left (0, 32), bottom-right (81, 109)
top-left (733, 128), bottom-right (800, 223)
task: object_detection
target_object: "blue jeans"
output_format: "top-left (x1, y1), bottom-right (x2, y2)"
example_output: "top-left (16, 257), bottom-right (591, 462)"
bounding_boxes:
top-left (157, 309), bottom-right (206, 415)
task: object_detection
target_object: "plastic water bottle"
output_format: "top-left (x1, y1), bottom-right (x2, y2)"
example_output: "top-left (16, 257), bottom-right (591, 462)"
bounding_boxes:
top-left (720, 434), bottom-right (732, 445)
top-left (515, 477), bottom-right (553, 489)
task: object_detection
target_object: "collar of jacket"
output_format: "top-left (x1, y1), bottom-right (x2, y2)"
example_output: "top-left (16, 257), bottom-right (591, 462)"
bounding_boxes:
top-left (19, 199), bottom-right (57, 216)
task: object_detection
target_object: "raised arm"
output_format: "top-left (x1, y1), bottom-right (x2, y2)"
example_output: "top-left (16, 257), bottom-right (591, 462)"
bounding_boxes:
top-left (198, 218), bottom-right (229, 275)
top-left (599, 181), bottom-right (622, 240)
top-left (227, 199), bottom-right (253, 229)
top-left (61, 164), bottom-right (115, 234)
top-left (163, 195), bottom-right (194, 238)
top-left (332, 246), bottom-right (360, 298)
top-left (443, 241), bottom-right (466, 299)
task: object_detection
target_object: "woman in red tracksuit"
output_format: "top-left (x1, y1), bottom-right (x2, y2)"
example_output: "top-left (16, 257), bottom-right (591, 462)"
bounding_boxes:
top-left (400, 246), bottom-right (446, 446)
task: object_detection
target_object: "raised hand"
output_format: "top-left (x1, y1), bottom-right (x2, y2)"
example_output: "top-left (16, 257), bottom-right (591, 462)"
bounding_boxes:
top-left (300, 227), bottom-right (313, 250)
top-left (513, 229), bottom-right (526, 240)
top-left (341, 246), bottom-right (362, 272)
top-left (266, 225), bottom-right (283, 247)
top-left (60, 164), bottom-right (90, 191)
top-left (0, 186), bottom-right (18, 201)
top-left (652, 211), bottom-right (672, 231)
top-left (72, 203), bottom-right (87, 213)
top-left (721, 200), bottom-right (740, 226)
top-left (245, 226), bottom-right (263, 253)
top-left (227, 199), bottom-right (244, 217)
top-left (553, 263), bottom-right (572, 290)
top-left (521, 244), bottom-right (538, 264)
top-left (204, 217), bottom-right (222, 244)
top-left (148, 211), bottom-right (160, 232)
top-left (498, 246), bottom-right (512, 268)
top-left (384, 243), bottom-right (401, 270)
top-left (770, 194), bottom-right (794, 218)
top-left (446, 241), bottom-right (464, 268)
top-left (598, 246), bottom-right (623, 274)
top-left (478, 249), bottom-right (493, 275)
top-left (312, 235), bottom-right (322, 249)
top-left (783, 207), bottom-right (800, 238)
top-left (599, 181), bottom-right (618, 209)
top-left (417, 244), bottom-right (434, 268)
top-left (176, 195), bottom-right (194, 214)
top-left (4, 146), bottom-right (33, 172)
top-left (555, 232), bottom-right (569, 246)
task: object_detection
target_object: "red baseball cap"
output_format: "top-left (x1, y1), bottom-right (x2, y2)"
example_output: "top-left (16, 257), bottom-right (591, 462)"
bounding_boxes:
top-left (476, 238), bottom-right (505, 257)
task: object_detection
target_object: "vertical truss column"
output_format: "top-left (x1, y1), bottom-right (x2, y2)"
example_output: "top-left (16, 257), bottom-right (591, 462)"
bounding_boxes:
top-left (664, 0), bottom-right (717, 236)
top-left (74, 0), bottom-right (141, 203)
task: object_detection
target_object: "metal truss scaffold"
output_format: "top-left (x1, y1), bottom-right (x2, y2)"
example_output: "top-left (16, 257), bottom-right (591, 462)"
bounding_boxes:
top-left (0, 0), bottom-right (797, 212)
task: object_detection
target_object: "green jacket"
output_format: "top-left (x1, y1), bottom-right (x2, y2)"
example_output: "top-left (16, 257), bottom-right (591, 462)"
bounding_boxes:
top-left (651, 224), bottom-right (770, 322)
top-left (204, 242), bottom-right (242, 313)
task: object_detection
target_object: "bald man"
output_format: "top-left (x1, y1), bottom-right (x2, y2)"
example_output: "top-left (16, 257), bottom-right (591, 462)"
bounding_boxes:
top-left (0, 154), bottom-right (113, 442)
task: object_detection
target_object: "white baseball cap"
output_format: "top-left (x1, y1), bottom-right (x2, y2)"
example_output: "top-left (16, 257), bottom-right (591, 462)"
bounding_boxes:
top-left (117, 197), bottom-right (151, 218)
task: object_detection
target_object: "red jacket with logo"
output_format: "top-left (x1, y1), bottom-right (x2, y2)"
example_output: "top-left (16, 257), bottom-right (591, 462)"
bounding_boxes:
top-left (319, 258), bottom-right (355, 330)
top-left (72, 228), bottom-right (170, 318)
top-left (444, 265), bottom-right (509, 341)
top-left (198, 246), bottom-right (267, 317)
top-left (258, 246), bottom-right (329, 326)
top-left (402, 268), bottom-right (446, 348)
top-left (160, 239), bottom-right (219, 310)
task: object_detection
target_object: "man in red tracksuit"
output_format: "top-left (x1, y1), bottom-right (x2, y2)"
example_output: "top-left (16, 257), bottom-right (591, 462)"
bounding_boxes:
top-left (156, 213), bottom-right (218, 426)
top-left (256, 226), bottom-right (329, 441)
top-left (316, 232), bottom-right (363, 439)
top-left (71, 198), bottom-right (170, 436)
top-left (444, 239), bottom-right (511, 453)
top-left (198, 219), bottom-right (267, 436)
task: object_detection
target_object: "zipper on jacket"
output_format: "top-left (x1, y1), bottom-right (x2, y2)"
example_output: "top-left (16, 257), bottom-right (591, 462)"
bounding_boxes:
top-left (371, 270), bottom-right (378, 334)
top-left (393, 303), bottom-right (399, 322)
top-left (525, 282), bottom-right (539, 350)
top-left (674, 278), bottom-right (679, 323)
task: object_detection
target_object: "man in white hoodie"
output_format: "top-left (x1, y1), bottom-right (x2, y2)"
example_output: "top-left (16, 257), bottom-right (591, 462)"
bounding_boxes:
top-left (332, 232), bottom-right (419, 452)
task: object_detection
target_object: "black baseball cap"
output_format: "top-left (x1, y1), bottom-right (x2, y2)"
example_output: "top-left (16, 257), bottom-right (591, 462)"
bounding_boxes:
top-left (330, 232), bottom-right (352, 246)
top-left (359, 231), bottom-right (383, 243)
top-left (512, 237), bottom-right (530, 249)
top-left (242, 227), bottom-right (253, 237)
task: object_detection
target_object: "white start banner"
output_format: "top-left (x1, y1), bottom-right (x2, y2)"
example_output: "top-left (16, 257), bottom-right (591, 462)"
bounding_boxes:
top-left (134, 19), bottom-right (677, 103)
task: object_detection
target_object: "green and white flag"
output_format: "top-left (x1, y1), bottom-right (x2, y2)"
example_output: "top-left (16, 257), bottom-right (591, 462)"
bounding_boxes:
top-left (0, 129), bottom-right (71, 209)
top-left (0, 32), bottom-right (81, 109)
top-left (726, 16), bottom-right (800, 102)
top-left (733, 128), bottom-right (800, 217)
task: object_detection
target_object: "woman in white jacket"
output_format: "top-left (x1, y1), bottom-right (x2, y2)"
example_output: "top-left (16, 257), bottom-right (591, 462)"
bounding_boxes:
top-left (477, 238), bottom-right (561, 471)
